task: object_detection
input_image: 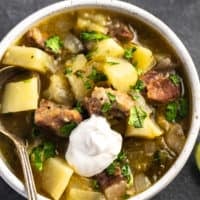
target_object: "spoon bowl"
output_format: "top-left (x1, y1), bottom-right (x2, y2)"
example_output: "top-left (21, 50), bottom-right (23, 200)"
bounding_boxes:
top-left (0, 66), bottom-right (37, 200)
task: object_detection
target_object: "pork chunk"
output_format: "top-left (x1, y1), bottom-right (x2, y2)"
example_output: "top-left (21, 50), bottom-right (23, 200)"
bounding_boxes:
top-left (25, 27), bottom-right (48, 49)
top-left (108, 20), bottom-right (134, 41)
top-left (96, 172), bottom-right (126, 200)
top-left (35, 99), bottom-right (82, 137)
top-left (84, 87), bottom-right (135, 117)
top-left (141, 71), bottom-right (180, 103)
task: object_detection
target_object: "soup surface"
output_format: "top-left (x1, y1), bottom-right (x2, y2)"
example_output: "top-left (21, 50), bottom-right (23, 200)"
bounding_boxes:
top-left (0, 8), bottom-right (189, 200)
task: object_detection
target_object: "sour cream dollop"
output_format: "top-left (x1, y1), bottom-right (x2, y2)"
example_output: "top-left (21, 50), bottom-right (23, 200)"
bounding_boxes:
top-left (65, 115), bottom-right (122, 177)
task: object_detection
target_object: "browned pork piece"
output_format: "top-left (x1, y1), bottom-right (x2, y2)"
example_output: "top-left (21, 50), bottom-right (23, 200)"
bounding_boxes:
top-left (96, 171), bottom-right (126, 200)
top-left (108, 20), bottom-right (134, 41)
top-left (34, 99), bottom-right (82, 137)
top-left (141, 70), bottom-right (180, 103)
top-left (84, 87), bottom-right (135, 117)
top-left (25, 27), bottom-right (48, 49)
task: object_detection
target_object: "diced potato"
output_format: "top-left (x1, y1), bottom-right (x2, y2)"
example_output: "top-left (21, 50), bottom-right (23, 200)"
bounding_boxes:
top-left (43, 73), bottom-right (74, 106)
top-left (77, 11), bottom-right (108, 33)
top-left (102, 57), bottom-right (138, 92)
top-left (126, 117), bottom-right (163, 139)
top-left (1, 76), bottom-right (39, 113)
top-left (2, 46), bottom-right (55, 73)
top-left (68, 175), bottom-right (93, 191)
top-left (66, 54), bottom-right (92, 101)
top-left (132, 45), bottom-right (155, 73)
top-left (92, 38), bottom-right (124, 61)
top-left (40, 157), bottom-right (73, 200)
top-left (67, 188), bottom-right (105, 200)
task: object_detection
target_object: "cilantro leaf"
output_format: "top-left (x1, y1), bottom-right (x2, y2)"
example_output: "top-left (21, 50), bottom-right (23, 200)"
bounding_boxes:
top-left (30, 142), bottom-right (56, 171)
top-left (92, 179), bottom-right (100, 191)
top-left (177, 98), bottom-right (188, 119)
top-left (128, 106), bottom-right (147, 128)
top-left (45, 35), bottom-right (63, 53)
top-left (87, 68), bottom-right (107, 83)
top-left (165, 102), bottom-right (178, 122)
top-left (169, 74), bottom-right (181, 85)
top-left (75, 101), bottom-right (84, 114)
top-left (80, 31), bottom-right (109, 41)
top-left (131, 80), bottom-right (145, 92)
top-left (107, 61), bottom-right (119, 65)
top-left (117, 151), bottom-right (127, 162)
top-left (74, 70), bottom-right (85, 78)
top-left (101, 102), bottom-right (112, 113)
top-left (153, 150), bottom-right (169, 165)
top-left (84, 80), bottom-right (92, 89)
top-left (60, 122), bottom-right (77, 136)
top-left (124, 47), bottom-right (136, 60)
top-left (165, 98), bottom-right (188, 122)
top-left (106, 162), bottom-right (118, 175)
top-left (121, 164), bottom-right (132, 183)
top-left (65, 68), bottom-right (72, 75)
top-left (107, 92), bottom-right (116, 103)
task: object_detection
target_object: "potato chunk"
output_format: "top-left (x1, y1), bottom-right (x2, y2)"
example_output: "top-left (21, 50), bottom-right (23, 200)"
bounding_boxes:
top-left (66, 54), bottom-right (91, 101)
top-left (67, 188), bottom-right (105, 200)
top-left (132, 45), bottom-right (155, 73)
top-left (1, 76), bottom-right (39, 113)
top-left (126, 117), bottom-right (163, 139)
top-left (40, 157), bottom-right (73, 200)
top-left (92, 38), bottom-right (124, 60)
top-left (102, 57), bottom-right (138, 92)
top-left (2, 46), bottom-right (54, 73)
top-left (77, 11), bottom-right (108, 34)
top-left (43, 73), bottom-right (74, 106)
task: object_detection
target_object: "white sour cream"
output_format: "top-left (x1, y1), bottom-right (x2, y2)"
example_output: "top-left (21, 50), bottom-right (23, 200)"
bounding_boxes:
top-left (65, 115), bottom-right (122, 177)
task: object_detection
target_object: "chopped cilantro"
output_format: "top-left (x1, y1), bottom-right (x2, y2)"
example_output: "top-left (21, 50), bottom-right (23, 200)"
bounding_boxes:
top-left (74, 70), bottom-right (85, 78)
top-left (84, 80), bottom-right (92, 89)
top-left (165, 98), bottom-right (188, 122)
top-left (87, 68), bottom-right (107, 83)
top-left (80, 31), bottom-right (109, 41)
top-left (65, 68), bottom-right (72, 75)
top-left (60, 122), bottom-right (77, 136)
top-left (101, 102), bottom-right (112, 113)
top-left (75, 102), bottom-right (84, 114)
top-left (107, 92), bottom-right (116, 103)
top-left (101, 93), bottom-right (116, 113)
top-left (30, 142), bottom-right (56, 171)
top-left (107, 61), bottom-right (119, 65)
top-left (128, 106), bottom-right (147, 128)
top-left (131, 80), bottom-right (145, 92)
top-left (153, 150), bottom-right (169, 165)
top-left (106, 151), bottom-right (133, 185)
top-left (92, 179), bottom-right (100, 191)
top-left (124, 47), bottom-right (136, 60)
top-left (45, 35), bottom-right (63, 54)
top-left (117, 151), bottom-right (127, 162)
top-left (177, 98), bottom-right (188, 120)
top-left (86, 48), bottom-right (98, 60)
top-left (169, 74), bottom-right (181, 85)
top-left (106, 162), bottom-right (118, 175)
top-left (123, 194), bottom-right (131, 200)
top-left (121, 164), bottom-right (132, 183)
top-left (165, 102), bottom-right (178, 122)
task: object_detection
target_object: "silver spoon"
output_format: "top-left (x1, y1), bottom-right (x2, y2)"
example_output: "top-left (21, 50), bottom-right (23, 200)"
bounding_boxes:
top-left (0, 66), bottom-right (37, 200)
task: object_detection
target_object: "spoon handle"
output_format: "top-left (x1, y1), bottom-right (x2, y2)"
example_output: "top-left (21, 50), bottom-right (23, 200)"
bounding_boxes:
top-left (17, 145), bottom-right (37, 200)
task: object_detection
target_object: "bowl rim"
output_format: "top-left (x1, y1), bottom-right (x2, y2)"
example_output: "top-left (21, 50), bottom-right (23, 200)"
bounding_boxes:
top-left (0, 1), bottom-right (200, 200)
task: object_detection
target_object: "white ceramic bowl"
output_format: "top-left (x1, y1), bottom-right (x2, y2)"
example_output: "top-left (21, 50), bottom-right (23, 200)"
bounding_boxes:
top-left (0, 1), bottom-right (200, 200)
